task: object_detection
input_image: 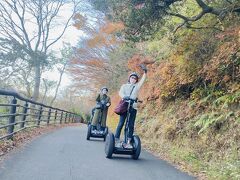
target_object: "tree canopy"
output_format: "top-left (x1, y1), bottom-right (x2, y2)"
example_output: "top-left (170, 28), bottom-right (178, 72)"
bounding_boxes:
top-left (90, 0), bottom-right (240, 41)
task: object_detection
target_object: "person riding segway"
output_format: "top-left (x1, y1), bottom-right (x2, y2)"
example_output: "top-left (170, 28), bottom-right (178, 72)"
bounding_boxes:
top-left (87, 87), bottom-right (111, 141)
top-left (105, 64), bottom-right (147, 159)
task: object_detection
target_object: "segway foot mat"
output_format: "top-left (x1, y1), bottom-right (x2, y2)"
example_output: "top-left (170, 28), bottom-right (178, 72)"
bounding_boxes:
top-left (114, 147), bottom-right (134, 155)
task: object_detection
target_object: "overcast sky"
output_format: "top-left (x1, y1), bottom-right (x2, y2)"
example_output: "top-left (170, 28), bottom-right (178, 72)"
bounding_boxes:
top-left (42, 0), bottom-right (101, 93)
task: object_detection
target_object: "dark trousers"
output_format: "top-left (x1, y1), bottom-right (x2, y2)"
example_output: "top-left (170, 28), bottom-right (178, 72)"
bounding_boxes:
top-left (115, 107), bottom-right (137, 140)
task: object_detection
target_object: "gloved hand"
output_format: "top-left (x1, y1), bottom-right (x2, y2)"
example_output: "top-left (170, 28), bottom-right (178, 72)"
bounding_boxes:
top-left (106, 103), bottom-right (111, 107)
top-left (123, 96), bottom-right (130, 100)
top-left (140, 64), bottom-right (147, 73)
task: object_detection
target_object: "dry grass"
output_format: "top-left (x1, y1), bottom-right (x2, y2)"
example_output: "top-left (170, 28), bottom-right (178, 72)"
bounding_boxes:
top-left (135, 102), bottom-right (240, 180)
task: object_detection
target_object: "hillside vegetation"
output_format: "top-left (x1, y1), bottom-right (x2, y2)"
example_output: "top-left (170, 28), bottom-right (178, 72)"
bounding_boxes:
top-left (72, 1), bottom-right (240, 179)
top-left (86, 0), bottom-right (240, 179)
top-left (106, 25), bottom-right (239, 179)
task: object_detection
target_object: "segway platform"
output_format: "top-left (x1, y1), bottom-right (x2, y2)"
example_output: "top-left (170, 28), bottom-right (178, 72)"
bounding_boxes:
top-left (105, 132), bottom-right (141, 159)
top-left (87, 124), bottom-right (108, 141)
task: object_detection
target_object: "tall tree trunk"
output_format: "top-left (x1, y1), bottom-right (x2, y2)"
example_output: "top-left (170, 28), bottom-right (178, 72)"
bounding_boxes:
top-left (33, 60), bottom-right (41, 102)
top-left (41, 79), bottom-right (48, 104)
top-left (50, 63), bottom-right (67, 106)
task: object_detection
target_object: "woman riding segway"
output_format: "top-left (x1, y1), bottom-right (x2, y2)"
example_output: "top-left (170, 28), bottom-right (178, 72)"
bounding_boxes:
top-left (105, 64), bottom-right (147, 159)
top-left (115, 65), bottom-right (147, 148)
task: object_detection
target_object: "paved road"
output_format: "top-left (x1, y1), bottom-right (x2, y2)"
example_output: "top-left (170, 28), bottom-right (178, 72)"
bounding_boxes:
top-left (0, 126), bottom-right (195, 180)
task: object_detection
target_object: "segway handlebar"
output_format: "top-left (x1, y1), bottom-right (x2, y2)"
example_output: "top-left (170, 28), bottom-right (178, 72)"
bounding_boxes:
top-left (125, 98), bottom-right (143, 103)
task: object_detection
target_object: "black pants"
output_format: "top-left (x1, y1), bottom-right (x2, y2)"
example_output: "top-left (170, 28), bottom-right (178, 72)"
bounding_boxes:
top-left (115, 107), bottom-right (137, 140)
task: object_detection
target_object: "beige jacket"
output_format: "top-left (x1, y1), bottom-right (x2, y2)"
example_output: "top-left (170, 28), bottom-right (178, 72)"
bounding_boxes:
top-left (119, 73), bottom-right (146, 109)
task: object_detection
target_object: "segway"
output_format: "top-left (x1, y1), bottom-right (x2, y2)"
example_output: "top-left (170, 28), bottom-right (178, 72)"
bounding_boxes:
top-left (105, 99), bottom-right (142, 160)
top-left (87, 102), bottom-right (109, 141)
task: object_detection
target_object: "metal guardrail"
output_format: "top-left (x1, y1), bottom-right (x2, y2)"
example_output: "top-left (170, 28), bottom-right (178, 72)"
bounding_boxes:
top-left (0, 89), bottom-right (81, 140)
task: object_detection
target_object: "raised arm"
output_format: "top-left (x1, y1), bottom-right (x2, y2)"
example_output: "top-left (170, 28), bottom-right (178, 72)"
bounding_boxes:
top-left (136, 73), bottom-right (146, 90)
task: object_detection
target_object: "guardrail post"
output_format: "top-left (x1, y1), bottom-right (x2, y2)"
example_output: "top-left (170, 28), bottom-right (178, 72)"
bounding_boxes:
top-left (47, 108), bottom-right (51, 125)
top-left (71, 114), bottom-right (75, 123)
top-left (60, 111), bottom-right (63, 124)
top-left (7, 97), bottom-right (17, 140)
top-left (64, 112), bottom-right (68, 123)
top-left (68, 113), bottom-right (71, 123)
top-left (20, 102), bottom-right (28, 128)
top-left (74, 115), bottom-right (76, 123)
top-left (54, 110), bottom-right (57, 124)
top-left (37, 106), bottom-right (43, 126)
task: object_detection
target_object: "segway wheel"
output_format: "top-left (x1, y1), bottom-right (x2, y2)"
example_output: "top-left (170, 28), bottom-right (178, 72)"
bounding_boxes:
top-left (105, 133), bottom-right (115, 158)
top-left (103, 127), bottom-right (109, 141)
top-left (86, 125), bottom-right (91, 140)
top-left (132, 135), bottom-right (141, 160)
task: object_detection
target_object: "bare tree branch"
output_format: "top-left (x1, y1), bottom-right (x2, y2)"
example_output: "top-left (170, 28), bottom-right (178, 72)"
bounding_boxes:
top-left (167, 0), bottom-right (240, 33)
top-left (0, 0), bottom-right (81, 101)
top-left (46, 0), bottom-right (80, 51)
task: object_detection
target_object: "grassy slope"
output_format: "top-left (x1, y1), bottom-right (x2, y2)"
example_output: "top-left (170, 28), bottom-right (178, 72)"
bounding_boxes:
top-left (136, 98), bottom-right (239, 179)
top-left (107, 26), bottom-right (240, 179)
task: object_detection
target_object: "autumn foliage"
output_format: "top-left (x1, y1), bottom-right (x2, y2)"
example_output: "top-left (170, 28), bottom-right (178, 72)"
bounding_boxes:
top-left (87, 21), bottom-right (124, 48)
top-left (68, 20), bottom-right (124, 92)
top-left (77, 1), bottom-right (240, 178)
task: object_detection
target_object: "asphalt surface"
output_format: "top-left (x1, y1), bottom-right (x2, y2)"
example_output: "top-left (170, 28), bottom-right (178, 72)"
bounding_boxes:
top-left (0, 126), bottom-right (195, 180)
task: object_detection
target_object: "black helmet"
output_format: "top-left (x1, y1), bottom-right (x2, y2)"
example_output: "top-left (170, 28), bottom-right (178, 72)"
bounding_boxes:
top-left (101, 87), bottom-right (108, 92)
top-left (128, 72), bottom-right (139, 82)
